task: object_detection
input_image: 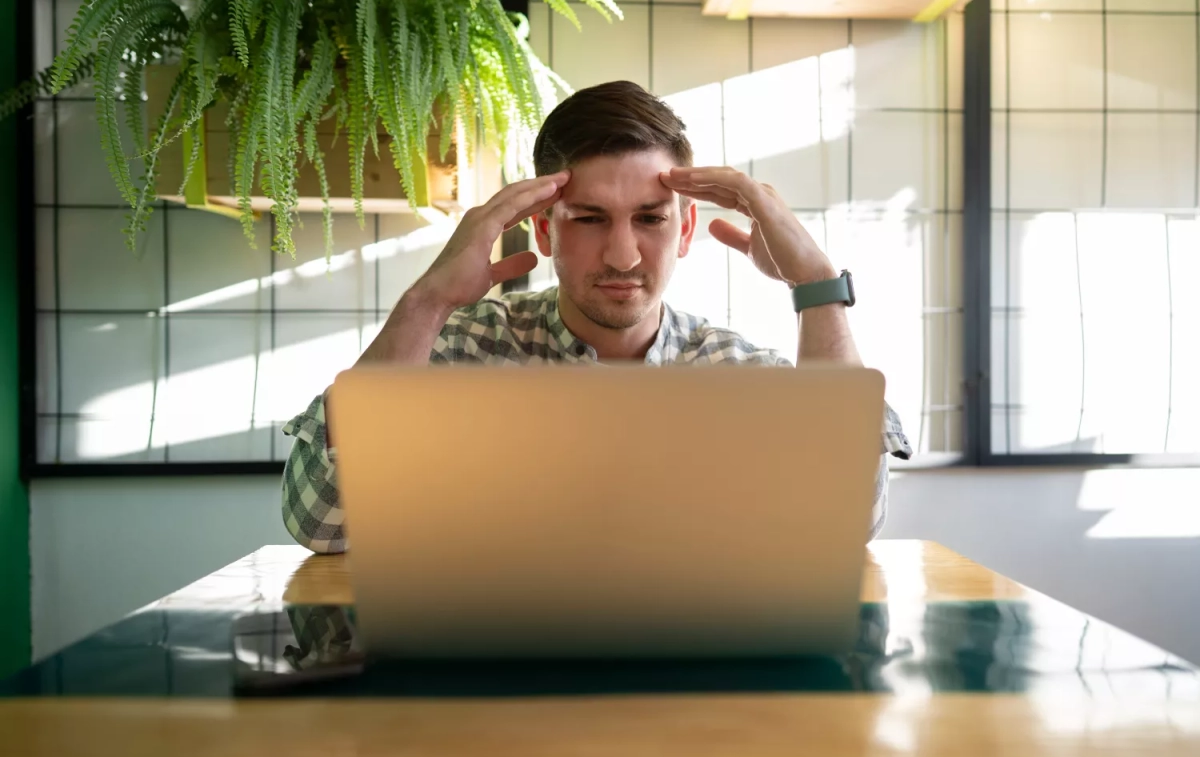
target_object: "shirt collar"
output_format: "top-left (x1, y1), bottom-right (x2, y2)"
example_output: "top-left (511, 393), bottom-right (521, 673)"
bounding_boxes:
top-left (644, 300), bottom-right (682, 365)
top-left (544, 287), bottom-right (592, 363)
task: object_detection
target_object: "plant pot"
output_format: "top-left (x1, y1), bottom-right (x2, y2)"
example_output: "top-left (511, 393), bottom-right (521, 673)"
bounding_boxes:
top-left (144, 65), bottom-right (476, 217)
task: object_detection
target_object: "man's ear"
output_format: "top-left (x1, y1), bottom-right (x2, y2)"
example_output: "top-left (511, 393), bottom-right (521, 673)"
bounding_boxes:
top-left (677, 200), bottom-right (698, 260)
top-left (534, 210), bottom-right (553, 257)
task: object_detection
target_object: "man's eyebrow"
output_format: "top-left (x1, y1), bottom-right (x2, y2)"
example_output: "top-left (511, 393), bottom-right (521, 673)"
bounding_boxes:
top-left (564, 200), bottom-right (671, 213)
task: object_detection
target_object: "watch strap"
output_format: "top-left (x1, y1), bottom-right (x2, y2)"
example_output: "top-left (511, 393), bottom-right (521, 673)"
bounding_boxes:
top-left (790, 270), bottom-right (854, 312)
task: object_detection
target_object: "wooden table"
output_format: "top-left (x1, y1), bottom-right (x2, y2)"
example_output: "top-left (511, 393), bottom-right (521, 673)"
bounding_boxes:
top-left (2, 540), bottom-right (1197, 755)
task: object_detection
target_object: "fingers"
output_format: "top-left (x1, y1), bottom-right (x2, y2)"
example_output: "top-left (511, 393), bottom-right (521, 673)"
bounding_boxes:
top-left (752, 224), bottom-right (787, 280)
top-left (664, 184), bottom-right (747, 213)
top-left (483, 171), bottom-right (569, 230)
top-left (489, 250), bottom-right (540, 285)
top-left (662, 166), bottom-right (759, 197)
top-left (660, 170), bottom-right (754, 215)
top-left (503, 185), bottom-right (563, 231)
top-left (708, 217), bottom-right (752, 253)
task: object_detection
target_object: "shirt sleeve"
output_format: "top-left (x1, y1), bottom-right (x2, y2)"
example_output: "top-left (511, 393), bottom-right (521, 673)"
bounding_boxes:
top-left (281, 391), bottom-right (347, 554)
top-left (870, 405), bottom-right (910, 540)
top-left (867, 404), bottom-right (910, 540)
top-left (277, 301), bottom-right (516, 553)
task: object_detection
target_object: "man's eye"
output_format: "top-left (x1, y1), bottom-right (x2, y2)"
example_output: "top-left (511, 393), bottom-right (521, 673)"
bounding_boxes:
top-left (641, 215), bottom-right (668, 225)
top-left (573, 216), bottom-right (603, 224)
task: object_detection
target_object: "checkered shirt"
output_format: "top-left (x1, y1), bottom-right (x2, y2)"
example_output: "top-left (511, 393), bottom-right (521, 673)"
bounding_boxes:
top-left (282, 286), bottom-right (912, 553)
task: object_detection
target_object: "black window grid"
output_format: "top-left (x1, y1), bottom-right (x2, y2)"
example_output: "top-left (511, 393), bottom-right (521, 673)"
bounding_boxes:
top-left (973, 0), bottom-right (1200, 465)
top-left (21, 0), bottom-right (1195, 476)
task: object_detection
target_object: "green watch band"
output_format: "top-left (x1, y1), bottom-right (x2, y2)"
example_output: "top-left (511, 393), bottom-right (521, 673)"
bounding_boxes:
top-left (790, 270), bottom-right (855, 312)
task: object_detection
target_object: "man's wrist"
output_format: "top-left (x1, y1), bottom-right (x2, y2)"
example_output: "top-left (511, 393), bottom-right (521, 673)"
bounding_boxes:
top-left (400, 279), bottom-right (458, 323)
top-left (357, 284), bottom-right (456, 366)
top-left (783, 260), bottom-right (839, 288)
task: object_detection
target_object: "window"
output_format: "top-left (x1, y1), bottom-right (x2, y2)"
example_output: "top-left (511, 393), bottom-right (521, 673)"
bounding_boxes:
top-left (34, 2), bottom-right (1196, 472)
top-left (987, 2), bottom-right (1200, 461)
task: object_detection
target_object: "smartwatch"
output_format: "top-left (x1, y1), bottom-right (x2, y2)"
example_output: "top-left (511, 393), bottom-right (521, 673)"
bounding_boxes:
top-left (790, 270), bottom-right (855, 312)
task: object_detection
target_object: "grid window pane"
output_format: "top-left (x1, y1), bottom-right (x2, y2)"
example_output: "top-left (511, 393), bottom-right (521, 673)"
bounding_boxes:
top-left (525, 12), bottom-right (965, 460)
top-left (161, 314), bottom-right (273, 461)
top-left (991, 4), bottom-right (1200, 456)
top-left (57, 208), bottom-right (165, 311)
top-left (33, 2), bottom-right (967, 465)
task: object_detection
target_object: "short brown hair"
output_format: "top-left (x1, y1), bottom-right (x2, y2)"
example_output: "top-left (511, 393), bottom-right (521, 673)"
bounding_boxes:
top-left (533, 81), bottom-right (694, 176)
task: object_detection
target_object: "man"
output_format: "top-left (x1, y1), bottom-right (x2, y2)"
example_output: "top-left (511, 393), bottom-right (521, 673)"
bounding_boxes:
top-left (282, 81), bottom-right (911, 554)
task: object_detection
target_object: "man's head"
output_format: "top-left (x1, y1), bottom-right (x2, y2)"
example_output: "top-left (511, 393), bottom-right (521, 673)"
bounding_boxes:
top-left (532, 81), bottom-right (698, 331)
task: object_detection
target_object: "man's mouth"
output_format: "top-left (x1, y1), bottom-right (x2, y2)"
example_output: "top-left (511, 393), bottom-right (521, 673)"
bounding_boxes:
top-left (596, 282), bottom-right (641, 289)
top-left (595, 281), bottom-right (644, 300)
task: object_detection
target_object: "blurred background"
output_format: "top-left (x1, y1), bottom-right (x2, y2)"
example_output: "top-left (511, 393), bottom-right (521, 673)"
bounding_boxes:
top-left (4, 0), bottom-right (1199, 669)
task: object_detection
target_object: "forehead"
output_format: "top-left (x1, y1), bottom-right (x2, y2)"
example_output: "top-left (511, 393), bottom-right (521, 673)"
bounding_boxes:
top-left (560, 149), bottom-right (678, 211)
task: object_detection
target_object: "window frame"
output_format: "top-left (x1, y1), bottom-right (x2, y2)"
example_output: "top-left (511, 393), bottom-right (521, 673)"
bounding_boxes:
top-left (19, 0), bottom-right (1200, 477)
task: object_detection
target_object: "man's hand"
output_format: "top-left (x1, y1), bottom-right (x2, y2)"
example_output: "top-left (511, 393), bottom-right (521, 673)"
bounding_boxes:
top-left (412, 170), bottom-right (570, 311)
top-left (355, 171), bottom-right (568, 368)
top-left (659, 166), bottom-right (836, 286)
top-left (661, 166), bottom-right (860, 365)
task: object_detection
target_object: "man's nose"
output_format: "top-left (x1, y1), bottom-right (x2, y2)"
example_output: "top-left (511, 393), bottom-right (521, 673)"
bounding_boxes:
top-left (602, 222), bottom-right (642, 272)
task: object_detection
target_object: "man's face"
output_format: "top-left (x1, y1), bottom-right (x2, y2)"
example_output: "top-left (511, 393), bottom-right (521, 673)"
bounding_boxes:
top-left (534, 149), bottom-right (697, 330)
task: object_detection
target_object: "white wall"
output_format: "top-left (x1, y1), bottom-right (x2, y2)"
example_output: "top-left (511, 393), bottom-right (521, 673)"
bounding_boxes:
top-left (31, 468), bottom-right (1200, 664)
top-left (29, 476), bottom-right (290, 659)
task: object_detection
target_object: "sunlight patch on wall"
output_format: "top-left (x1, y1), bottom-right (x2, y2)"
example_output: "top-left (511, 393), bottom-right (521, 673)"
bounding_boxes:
top-left (161, 216), bottom-right (457, 315)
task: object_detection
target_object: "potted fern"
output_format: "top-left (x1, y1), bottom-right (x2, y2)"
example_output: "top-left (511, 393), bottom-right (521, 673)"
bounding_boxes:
top-left (2, 0), bottom-right (621, 257)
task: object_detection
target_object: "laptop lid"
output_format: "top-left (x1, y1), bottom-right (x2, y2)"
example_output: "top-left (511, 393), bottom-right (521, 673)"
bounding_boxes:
top-left (330, 363), bottom-right (885, 658)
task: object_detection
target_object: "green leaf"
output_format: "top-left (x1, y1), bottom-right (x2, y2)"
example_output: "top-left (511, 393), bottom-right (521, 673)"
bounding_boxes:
top-left (578, 0), bottom-right (623, 23)
top-left (0, 54), bottom-right (94, 120)
top-left (93, 0), bottom-right (188, 245)
top-left (4, 0), bottom-right (627, 255)
top-left (49, 0), bottom-right (125, 93)
top-left (128, 67), bottom-right (185, 247)
top-left (542, 0), bottom-right (580, 31)
top-left (230, 0), bottom-right (256, 67)
top-left (294, 26), bottom-right (336, 118)
top-left (356, 0), bottom-right (377, 100)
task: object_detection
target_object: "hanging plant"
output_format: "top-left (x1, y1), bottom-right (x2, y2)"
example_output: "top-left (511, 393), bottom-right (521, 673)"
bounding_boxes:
top-left (1, 0), bottom-right (621, 257)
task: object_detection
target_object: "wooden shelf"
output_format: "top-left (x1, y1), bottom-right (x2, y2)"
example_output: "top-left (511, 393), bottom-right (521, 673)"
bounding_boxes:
top-left (144, 65), bottom-right (481, 217)
top-left (702, 0), bottom-right (967, 21)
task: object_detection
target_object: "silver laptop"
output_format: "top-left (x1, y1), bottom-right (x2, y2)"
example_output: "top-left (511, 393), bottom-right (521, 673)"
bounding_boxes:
top-left (328, 363), bottom-right (885, 659)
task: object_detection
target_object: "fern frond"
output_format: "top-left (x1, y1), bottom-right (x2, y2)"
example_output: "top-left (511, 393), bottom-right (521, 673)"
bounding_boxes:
top-left (453, 6), bottom-right (471, 87)
top-left (481, 1), bottom-right (539, 131)
top-left (10, 0), bottom-right (625, 255)
top-left (577, 0), bottom-right (623, 23)
top-left (335, 19), bottom-right (370, 224)
top-left (232, 98), bottom-right (261, 242)
top-left (230, 0), bottom-right (255, 67)
top-left (373, 3), bottom-right (413, 204)
top-left (301, 115), bottom-right (334, 261)
top-left (0, 54), bottom-right (95, 119)
top-left (95, 0), bottom-right (188, 228)
top-left (127, 67), bottom-right (185, 248)
top-left (184, 0), bottom-right (222, 124)
top-left (121, 52), bottom-right (147, 156)
top-left (245, 0), bottom-right (265, 36)
top-left (50, 0), bottom-right (125, 93)
top-left (356, 0), bottom-right (377, 100)
top-left (294, 26), bottom-right (336, 118)
top-left (257, 0), bottom-right (303, 256)
top-left (431, 0), bottom-right (457, 123)
top-left (542, 0), bottom-right (580, 31)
